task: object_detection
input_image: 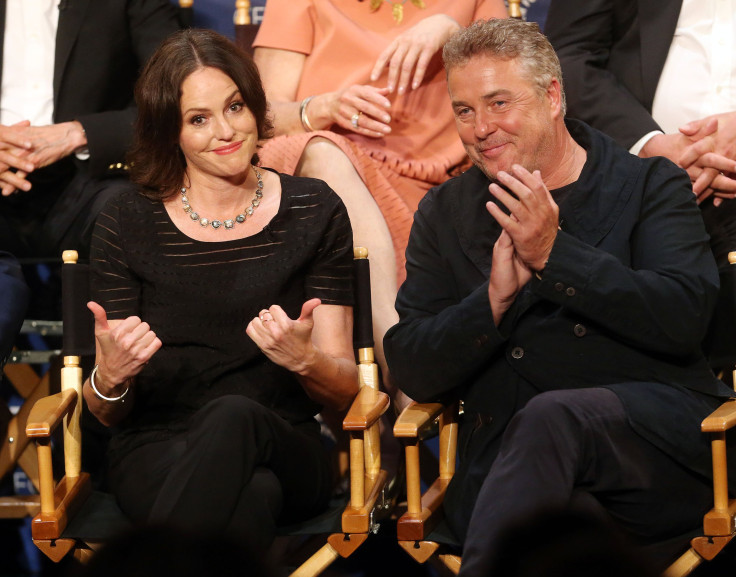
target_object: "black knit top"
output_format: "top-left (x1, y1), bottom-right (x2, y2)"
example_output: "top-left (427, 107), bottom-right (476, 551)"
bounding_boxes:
top-left (89, 171), bottom-right (354, 465)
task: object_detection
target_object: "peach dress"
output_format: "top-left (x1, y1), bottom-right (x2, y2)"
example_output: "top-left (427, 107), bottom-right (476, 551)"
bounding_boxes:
top-left (254, 0), bottom-right (505, 284)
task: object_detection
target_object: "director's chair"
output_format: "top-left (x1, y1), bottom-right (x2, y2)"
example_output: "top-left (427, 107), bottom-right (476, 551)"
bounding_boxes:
top-left (394, 253), bottom-right (736, 576)
top-left (24, 248), bottom-right (393, 577)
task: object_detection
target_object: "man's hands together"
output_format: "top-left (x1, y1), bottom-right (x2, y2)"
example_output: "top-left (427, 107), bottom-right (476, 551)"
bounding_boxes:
top-left (486, 165), bottom-right (559, 325)
top-left (0, 120), bottom-right (87, 196)
top-left (640, 111), bottom-right (736, 206)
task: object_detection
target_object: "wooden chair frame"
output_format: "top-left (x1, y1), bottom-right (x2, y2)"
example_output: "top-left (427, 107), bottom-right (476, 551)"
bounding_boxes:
top-left (395, 395), bottom-right (736, 577)
top-left (0, 360), bottom-right (49, 519)
top-left (394, 401), bottom-right (461, 575)
top-left (664, 393), bottom-right (736, 576)
top-left (0, 278), bottom-right (63, 520)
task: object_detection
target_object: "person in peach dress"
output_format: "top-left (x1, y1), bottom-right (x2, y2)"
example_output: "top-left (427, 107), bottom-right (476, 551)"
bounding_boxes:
top-left (253, 0), bottom-right (508, 395)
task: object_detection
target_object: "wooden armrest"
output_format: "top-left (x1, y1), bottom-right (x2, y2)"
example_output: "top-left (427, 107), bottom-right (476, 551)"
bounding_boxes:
top-left (394, 402), bottom-right (445, 438)
top-left (26, 390), bottom-right (78, 438)
top-left (343, 387), bottom-right (390, 431)
top-left (702, 398), bottom-right (736, 433)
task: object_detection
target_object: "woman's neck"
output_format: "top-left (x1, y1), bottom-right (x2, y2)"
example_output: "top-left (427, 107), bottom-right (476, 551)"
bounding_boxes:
top-left (183, 166), bottom-right (257, 214)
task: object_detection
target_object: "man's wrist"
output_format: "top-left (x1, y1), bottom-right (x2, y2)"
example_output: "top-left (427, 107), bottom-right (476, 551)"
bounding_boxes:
top-left (635, 131), bottom-right (665, 158)
top-left (69, 120), bottom-right (89, 159)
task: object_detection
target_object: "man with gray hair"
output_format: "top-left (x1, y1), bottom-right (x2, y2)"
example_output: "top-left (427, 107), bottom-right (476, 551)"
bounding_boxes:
top-left (384, 18), bottom-right (734, 574)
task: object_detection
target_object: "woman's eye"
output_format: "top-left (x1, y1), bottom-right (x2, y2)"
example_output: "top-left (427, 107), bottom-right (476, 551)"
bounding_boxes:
top-left (191, 115), bottom-right (206, 125)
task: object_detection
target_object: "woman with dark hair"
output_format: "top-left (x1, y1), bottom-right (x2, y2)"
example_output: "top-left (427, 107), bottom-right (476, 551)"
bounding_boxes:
top-left (82, 29), bottom-right (358, 549)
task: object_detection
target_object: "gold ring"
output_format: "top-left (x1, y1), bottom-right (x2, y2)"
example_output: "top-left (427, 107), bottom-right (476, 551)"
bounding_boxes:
top-left (351, 112), bottom-right (362, 128)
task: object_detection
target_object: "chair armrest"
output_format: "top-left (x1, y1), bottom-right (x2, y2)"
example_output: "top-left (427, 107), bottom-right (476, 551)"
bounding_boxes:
top-left (26, 389), bottom-right (78, 438)
top-left (702, 398), bottom-right (736, 433)
top-left (343, 387), bottom-right (390, 431)
top-left (394, 402), bottom-right (445, 438)
top-left (697, 398), bottom-right (736, 537)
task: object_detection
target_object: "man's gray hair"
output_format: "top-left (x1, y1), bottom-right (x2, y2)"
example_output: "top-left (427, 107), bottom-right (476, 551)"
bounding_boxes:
top-left (443, 18), bottom-right (566, 115)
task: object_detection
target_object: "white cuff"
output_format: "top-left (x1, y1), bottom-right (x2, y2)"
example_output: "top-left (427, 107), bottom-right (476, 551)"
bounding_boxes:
top-left (629, 130), bottom-right (663, 156)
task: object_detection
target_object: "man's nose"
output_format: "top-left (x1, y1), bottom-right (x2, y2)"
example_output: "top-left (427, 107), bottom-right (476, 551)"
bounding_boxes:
top-left (474, 110), bottom-right (496, 139)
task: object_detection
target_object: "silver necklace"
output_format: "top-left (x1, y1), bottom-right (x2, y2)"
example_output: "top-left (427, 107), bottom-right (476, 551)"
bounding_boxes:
top-left (180, 166), bottom-right (264, 230)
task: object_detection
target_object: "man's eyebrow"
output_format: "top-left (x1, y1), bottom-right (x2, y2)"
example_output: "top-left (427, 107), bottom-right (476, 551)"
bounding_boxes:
top-left (452, 89), bottom-right (513, 107)
top-left (483, 89), bottom-right (512, 100)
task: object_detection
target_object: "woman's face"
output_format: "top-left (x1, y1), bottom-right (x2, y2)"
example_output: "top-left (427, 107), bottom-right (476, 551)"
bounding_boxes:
top-left (178, 66), bottom-right (258, 182)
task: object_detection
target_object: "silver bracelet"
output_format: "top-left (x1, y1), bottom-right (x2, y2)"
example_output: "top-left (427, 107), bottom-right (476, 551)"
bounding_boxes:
top-left (299, 96), bottom-right (316, 132)
top-left (89, 364), bottom-right (129, 403)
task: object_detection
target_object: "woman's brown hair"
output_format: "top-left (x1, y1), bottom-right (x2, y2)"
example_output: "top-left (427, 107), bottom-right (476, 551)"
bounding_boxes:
top-left (128, 28), bottom-right (274, 201)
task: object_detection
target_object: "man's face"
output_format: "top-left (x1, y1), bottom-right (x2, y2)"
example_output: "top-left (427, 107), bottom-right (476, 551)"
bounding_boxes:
top-left (448, 55), bottom-right (559, 181)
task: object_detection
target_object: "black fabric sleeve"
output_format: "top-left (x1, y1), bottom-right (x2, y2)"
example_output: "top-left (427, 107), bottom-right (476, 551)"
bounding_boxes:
top-left (546, 0), bottom-right (662, 149)
top-left (304, 186), bottom-right (354, 307)
top-left (89, 196), bottom-right (141, 319)
top-left (384, 195), bottom-right (505, 402)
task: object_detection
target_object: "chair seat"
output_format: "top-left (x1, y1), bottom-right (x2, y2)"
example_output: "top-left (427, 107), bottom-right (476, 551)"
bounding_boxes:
top-left (62, 489), bottom-right (349, 542)
top-left (425, 520), bottom-right (461, 550)
top-left (276, 492), bottom-right (348, 537)
top-left (62, 491), bottom-right (132, 542)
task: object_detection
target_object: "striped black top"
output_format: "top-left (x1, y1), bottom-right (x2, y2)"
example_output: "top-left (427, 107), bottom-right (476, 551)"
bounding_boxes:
top-left (89, 170), bottom-right (354, 464)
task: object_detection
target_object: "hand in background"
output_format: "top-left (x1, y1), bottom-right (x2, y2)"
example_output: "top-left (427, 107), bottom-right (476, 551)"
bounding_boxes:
top-left (680, 112), bottom-right (736, 161)
top-left (678, 112), bottom-right (736, 205)
top-left (0, 121), bottom-right (34, 172)
top-left (25, 120), bottom-right (87, 170)
top-left (0, 120), bottom-right (87, 195)
top-left (0, 167), bottom-right (30, 197)
top-left (370, 14), bottom-right (461, 94)
top-left (323, 84), bottom-right (393, 138)
top-left (0, 121), bottom-right (35, 195)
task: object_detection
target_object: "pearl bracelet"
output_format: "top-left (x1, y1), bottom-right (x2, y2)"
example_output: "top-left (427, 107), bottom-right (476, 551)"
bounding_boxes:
top-left (89, 365), bottom-right (129, 403)
top-left (299, 96), bottom-right (316, 132)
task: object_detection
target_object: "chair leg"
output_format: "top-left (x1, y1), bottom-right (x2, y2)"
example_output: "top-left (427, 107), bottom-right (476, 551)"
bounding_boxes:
top-left (437, 553), bottom-right (461, 575)
top-left (17, 444), bottom-right (41, 492)
top-left (662, 547), bottom-right (704, 577)
top-left (289, 543), bottom-right (340, 577)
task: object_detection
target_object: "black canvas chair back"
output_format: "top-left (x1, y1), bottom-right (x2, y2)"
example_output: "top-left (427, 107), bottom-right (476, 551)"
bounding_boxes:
top-left (703, 259), bottom-right (736, 374)
top-left (61, 256), bottom-right (94, 359)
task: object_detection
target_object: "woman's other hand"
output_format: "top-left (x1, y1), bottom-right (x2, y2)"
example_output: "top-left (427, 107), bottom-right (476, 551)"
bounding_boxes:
top-left (370, 14), bottom-right (461, 95)
top-left (247, 298), bottom-right (321, 374)
top-left (247, 299), bottom-right (359, 410)
top-left (87, 301), bottom-right (162, 392)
